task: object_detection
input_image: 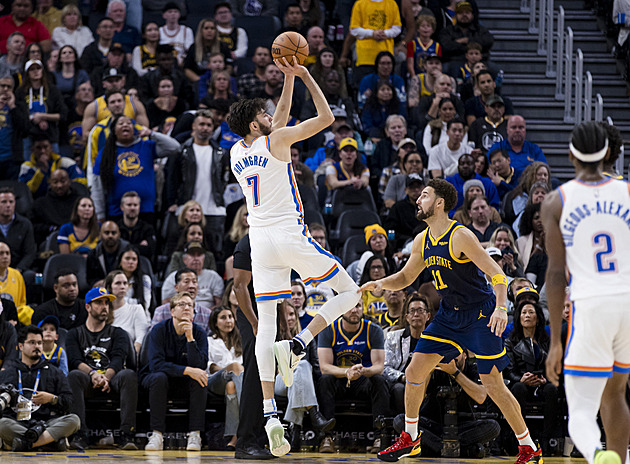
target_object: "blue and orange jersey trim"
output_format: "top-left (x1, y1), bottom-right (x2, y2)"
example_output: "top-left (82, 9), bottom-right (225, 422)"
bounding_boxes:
top-left (255, 290), bottom-right (291, 302)
top-left (287, 162), bottom-right (305, 226)
top-left (613, 361), bottom-right (630, 374)
top-left (303, 264), bottom-right (339, 285)
top-left (564, 364), bottom-right (613, 377)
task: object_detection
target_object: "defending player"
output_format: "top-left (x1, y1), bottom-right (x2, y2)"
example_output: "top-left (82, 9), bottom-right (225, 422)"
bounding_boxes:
top-left (361, 178), bottom-right (542, 464)
top-left (543, 121), bottom-right (630, 464)
top-left (226, 58), bottom-right (361, 457)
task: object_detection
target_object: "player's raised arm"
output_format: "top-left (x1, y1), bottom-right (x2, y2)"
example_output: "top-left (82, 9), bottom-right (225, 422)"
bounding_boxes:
top-left (360, 231), bottom-right (427, 293)
top-left (271, 57), bottom-right (296, 131)
top-left (541, 190), bottom-right (566, 386)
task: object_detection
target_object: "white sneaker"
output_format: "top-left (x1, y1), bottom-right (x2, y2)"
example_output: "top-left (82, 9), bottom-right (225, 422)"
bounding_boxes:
top-left (273, 340), bottom-right (304, 387)
top-left (145, 432), bottom-right (163, 451)
top-left (186, 431), bottom-right (202, 451)
top-left (265, 417), bottom-right (290, 457)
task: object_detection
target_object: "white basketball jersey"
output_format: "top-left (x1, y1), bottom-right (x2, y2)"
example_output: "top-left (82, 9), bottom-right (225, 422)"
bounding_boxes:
top-left (559, 177), bottom-right (630, 300)
top-left (230, 136), bottom-right (304, 228)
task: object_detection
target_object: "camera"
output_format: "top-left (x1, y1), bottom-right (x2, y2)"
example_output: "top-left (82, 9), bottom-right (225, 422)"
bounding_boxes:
top-left (0, 384), bottom-right (19, 413)
top-left (502, 247), bottom-right (514, 256)
top-left (438, 386), bottom-right (461, 458)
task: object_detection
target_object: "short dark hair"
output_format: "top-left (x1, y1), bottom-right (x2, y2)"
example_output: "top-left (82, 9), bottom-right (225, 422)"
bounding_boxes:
top-left (54, 268), bottom-right (77, 284)
top-left (475, 69), bottom-right (493, 84)
top-left (156, 44), bottom-right (174, 55)
top-left (194, 109), bottom-right (215, 125)
top-left (446, 117), bottom-right (465, 131)
top-left (427, 178), bottom-right (458, 212)
top-left (175, 267), bottom-right (197, 284)
top-left (488, 147), bottom-right (510, 162)
top-left (18, 325), bottom-right (42, 344)
top-left (227, 98), bottom-right (267, 137)
top-left (0, 186), bottom-right (15, 197)
top-left (468, 195), bottom-right (490, 210)
top-left (98, 17), bottom-right (114, 27)
top-left (105, 89), bottom-right (124, 103)
top-left (213, 1), bottom-right (231, 14)
top-left (466, 41), bottom-right (482, 52)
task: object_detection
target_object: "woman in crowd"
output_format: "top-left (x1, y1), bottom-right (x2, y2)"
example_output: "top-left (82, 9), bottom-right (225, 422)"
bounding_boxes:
top-left (53, 45), bottom-right (89, 107)
top-left (488, 226), bottom-right (524, 278)
top-left (355, 224), bottom-right (397, 279)
top-left (207, 302), bottom-right (243, 450)
top-left (452, 179), bottom-right (501, 225)
top-left (184, 18), bottom-right (232, 84)
top-left (223, 204), bottom-right (249, 261)
top-left (502, 161), bottom-right (551, 228)
top-left (58, 196), bottom-right (99, 255)
top-left (146, 75), bottom-right (187, 129)
top-left (371, 115), bottom-right (412, 181)
top-left (51, 4), bottom-right (94, 56)
top-left (131, 21), bottom-right (159, 77)
top-left (166, 222), bottom-right (217, 275)
top-left (504, 301), bottom-right (560, 456)
top-left (512, 180), bottom-right (551, 237)
top-left (361, 80), bottom-right (405, 139)
top-left (275, 299), bottom-right (334, 452)
top-left (117, 245), bottom-right (152, 314)
top-left (92, 115), bottom-right (180, 222)
top-left (16, 58), bottom-right (65, 158)
top-left (309, 48), bottom-right (347, 98)
top-left (324, 139), bottom-right (369, 191)
top-left (359, 255), bottom-right (390, 316)
top-left (164, 200), bottom-right (208, 257)
top-left (105, 270), bottom-right (149, 353)
top-left (384, 292), bottom-right (433, 413)
top-left (205, 70), bottom-right (237, 104)
top-left (358, 51), bottom-right (406, 111)
top-left (382, 149), bottom-right (425, 208)
top-left (474, 151), bottom-right (489, 177)
top-left (422, 96), bottom-right (466, 153)
top-left (516, 202), bottom-right (545, 272)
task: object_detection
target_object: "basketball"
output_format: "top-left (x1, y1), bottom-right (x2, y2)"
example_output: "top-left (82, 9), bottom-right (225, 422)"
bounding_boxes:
top-left (271, 31), bottom-right (309, 66)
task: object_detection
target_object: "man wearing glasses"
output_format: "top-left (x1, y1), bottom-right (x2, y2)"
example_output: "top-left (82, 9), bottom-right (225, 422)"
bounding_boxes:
top-left (140, 291), bottom-right (208, 451)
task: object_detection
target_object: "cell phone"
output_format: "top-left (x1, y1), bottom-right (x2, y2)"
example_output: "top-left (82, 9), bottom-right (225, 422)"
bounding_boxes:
top-left (530, 370), bottom-right (543, 376)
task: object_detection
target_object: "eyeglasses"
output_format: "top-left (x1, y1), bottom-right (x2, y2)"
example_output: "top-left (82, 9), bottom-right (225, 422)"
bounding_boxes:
top-left (370, 265), bottom-right (385, 270)
top-left (175, 302), bottom-right (194, 309)
top-left (407, 308), bottom-right (427, 315)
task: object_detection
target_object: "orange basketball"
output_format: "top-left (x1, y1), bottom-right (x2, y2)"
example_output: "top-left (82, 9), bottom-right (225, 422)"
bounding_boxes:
top-left (271, 31), bottom-right (309, 66)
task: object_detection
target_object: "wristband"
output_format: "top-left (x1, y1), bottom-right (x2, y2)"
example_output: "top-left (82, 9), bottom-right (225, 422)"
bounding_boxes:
top-left (51, 395), bottom-right (58, 405)
top-left (88, 370), bottom-right (97, 377)
top-left (495, 306), bottom-right (508, 312)
top-left (452, 369), bottom-right (461, 379)
top-left (491, 274), bottom-right (507, 287)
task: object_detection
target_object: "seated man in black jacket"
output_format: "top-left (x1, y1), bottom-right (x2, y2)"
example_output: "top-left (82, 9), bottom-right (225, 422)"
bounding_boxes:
top-left (66, 287), bottom-right (137, 451)
top-left (140, 291), bottom-right (208, 451)
top-left (0, 325), bottom-right (80, 451)
top-left (31, 269), bottom-right (86, 330)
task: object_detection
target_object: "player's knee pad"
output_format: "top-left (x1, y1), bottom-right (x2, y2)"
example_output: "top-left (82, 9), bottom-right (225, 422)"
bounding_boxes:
top-left (254, 301), bottom-right (277, 382)
top-left (330, 269), bottom-right (361, 295)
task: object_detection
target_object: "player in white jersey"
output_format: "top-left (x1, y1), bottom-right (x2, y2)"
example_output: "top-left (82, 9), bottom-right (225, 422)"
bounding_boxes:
top-left (543, 121), bottom-right (630, 464)
top-left (226, 58), bottom-right (361, 457)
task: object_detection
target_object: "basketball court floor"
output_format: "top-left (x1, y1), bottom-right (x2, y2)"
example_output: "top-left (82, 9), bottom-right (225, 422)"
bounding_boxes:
top-left (0, 451), bottom-right (583, 464)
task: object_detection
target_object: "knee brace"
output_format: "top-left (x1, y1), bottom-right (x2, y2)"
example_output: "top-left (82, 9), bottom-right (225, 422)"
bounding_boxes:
top-left (254, 300), bottom-right (277, 382)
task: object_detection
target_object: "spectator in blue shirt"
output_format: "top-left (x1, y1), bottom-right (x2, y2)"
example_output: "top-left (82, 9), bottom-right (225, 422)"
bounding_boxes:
top-left (487, 115), bottom-right (546, 182)
top-left (445, 152), bottom-right (500, 215)
top-left (140, 291), bottom-right (208, 451)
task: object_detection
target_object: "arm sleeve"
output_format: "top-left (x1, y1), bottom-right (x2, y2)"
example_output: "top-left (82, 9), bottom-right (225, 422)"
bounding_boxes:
top-left (131, 46), bottom-right (148, 77)
top-left (147, 323), bottom-right (186, 376)
top-left (134, 305), bottom-right (150, 345)
top-left (65, 328), bottom-right (83, 371)
top-left (107, 328), bottom-right (130, 373)
top-left (317, 326), bottom-right (333, 348)
top-left (368, 323), bottom-right (385, 350)
top-left (54, 368), bottom-right (74, 412)
top-left (187, 326), bottom-right (209, 369)
top-left (151, 132), bottom-right (181, 158)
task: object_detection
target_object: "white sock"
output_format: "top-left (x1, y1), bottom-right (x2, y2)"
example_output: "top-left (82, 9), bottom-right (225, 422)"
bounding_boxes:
top-left (294, 328), bottom-right (313, 350)
top-left (565, 375), bottom-right (608, 464)
top-left (515, 429), bottom-right (537, 449)
top-left (405, 416), bottom-right (419, 441)
top-left (263, 398), bottom-right (277, 419)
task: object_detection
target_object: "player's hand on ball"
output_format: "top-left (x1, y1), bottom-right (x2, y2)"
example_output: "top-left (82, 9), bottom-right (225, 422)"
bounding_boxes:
top-left (359, 280), bottom-right (382, 293)
top-left (274, 57), bottom-right (308, 77)
top-left (487, 308), bottom-right (507, 336)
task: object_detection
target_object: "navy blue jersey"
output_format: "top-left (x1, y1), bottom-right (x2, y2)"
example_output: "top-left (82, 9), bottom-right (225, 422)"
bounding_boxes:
top-left (318, 318), bottom-right (384, 368)
top-left (421, 221), bottom-right (493, 309)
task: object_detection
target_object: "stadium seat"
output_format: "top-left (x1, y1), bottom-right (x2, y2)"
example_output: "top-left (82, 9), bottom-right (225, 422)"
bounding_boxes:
top-left (42, 253), bottom-right (89, 295)
top-left (340, 234), bottom-right (368, 267)
top-left (329, 209), bottom-right (380, 253)
top-left (330, 186), bottom-right (377, 219)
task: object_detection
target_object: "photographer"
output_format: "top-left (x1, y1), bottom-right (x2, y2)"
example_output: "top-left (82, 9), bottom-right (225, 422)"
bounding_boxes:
top-left (395, 351), bottom-right (500, 458)
top-left (0, 325), bottom-right (79, 451)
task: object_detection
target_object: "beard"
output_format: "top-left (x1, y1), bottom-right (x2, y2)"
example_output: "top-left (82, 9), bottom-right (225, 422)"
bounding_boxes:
top-left (259, 123), bottom-right (272, 136)
top-left (416, 203), bottom-right (435, 221)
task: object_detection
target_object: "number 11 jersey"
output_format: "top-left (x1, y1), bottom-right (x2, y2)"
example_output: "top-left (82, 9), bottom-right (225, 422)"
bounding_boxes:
top-left (558, 177), bottom-right (630, 300)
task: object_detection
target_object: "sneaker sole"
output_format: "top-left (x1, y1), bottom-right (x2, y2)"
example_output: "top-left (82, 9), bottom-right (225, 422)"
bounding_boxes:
top-left (266, 422), bottom-right (290, 457)
top-left (273, 342), bottom-right (294, 387)
top-left (377, 444), bottom-right (421, 462)
top-left (595, 451), bottom-right (622, 464)
top-left (121, 443), bottom-right (138, 450)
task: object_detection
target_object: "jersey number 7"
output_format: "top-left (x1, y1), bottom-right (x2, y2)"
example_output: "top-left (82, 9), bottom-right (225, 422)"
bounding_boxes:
top-left (246, 174), bottom-right (260, 207)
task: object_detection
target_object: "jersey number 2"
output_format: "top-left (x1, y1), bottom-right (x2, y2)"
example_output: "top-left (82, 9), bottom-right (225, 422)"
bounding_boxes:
top-left (246, 174), bottom-right (260, 207)
top-left (593, 233), bottom-right (617, 273)
top-left (432, 270), bottom-right (448, 290)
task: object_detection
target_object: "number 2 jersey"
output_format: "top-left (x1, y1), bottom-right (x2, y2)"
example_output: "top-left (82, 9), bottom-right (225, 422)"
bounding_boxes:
top-left (421, 221), bottom-right (493, 310)
top-left (230, 136), bottom-right (304, 228)
top-left (558, 177), bottom-right (630, 300)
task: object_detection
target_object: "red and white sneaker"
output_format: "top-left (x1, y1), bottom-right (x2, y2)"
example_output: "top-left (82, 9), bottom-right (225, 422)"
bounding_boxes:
top-left (515, 444), bottom-right (543, 464)
top-left (376, 431), bottom-right (421, 462)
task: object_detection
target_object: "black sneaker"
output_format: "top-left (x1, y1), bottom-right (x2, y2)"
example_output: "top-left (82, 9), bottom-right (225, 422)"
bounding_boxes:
top-left (119, 432), bottom-right (138, 450)
top-left (69, 434), bottom-right (89, 451)
top-left (12, 437), bottom-right (32, 452)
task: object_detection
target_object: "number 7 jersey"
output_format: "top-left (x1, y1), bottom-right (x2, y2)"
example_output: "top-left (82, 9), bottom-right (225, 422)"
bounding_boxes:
top-left (558, 177), bottom-right (630, 300)
top-left (230, 136), bottom-right (304, 228)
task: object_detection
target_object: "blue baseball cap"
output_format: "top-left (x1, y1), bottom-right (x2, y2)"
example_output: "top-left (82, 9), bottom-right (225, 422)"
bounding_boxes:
top-left (37, 314), bottom-right (60, 330)
top-left (85, 287), bottom-right (116, 305)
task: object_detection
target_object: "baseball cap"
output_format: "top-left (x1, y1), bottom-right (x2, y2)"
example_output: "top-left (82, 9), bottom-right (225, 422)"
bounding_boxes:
top-left (515, 287), bottom-right (540, 304)
top-left (425, 53), bottom-right (442, 62)
top-left (162, 1), bottom-right (181, 12)
top-left (85, 287), bottom-right (116, 304)
top-left (339, 137), bottom-right (358, 151)
top-left (486, 246), bottom-right (502, 258)
top-left (102, 67), bottom-right (124, 80)
top-left (406, 173), bottom-right (424, 187)
top-left (332, 107), bottom-right (348, 118)
top-left (184, 241), bottom-right (205, 254)
top-left (485, 95), bottom-right (505, 107)
top-left (109, 42), bottom-right (124, 53)
top-left (24, 60), bottom-right (43, 72)
top-left (398, 137), bottom-right (417, 149)
top-left (37, 314), bottom-right (60, 330)
top-left (455, 1), bottom-right (473, 13)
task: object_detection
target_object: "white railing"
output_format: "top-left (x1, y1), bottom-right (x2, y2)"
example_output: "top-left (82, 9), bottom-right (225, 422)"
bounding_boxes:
top-left (521, 0), bottom-right (530, 13)
top-left (529, 0), bottom-right (538, 32)
top-left (594, 94), bottom-right (604, 121)
top-left (554, 7), bottom-right (565, 92)
top-left (538, 0), bottom-right (554, 56)
top-left (563, 28), bottom-right (574, 121)
top-left (583, 71), bottom-right (593, 122)
top-left (574, 49), bottom-right (583, 124)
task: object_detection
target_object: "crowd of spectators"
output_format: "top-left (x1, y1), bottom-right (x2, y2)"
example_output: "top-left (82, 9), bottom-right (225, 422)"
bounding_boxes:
top-left (0, 0), bottom-right (618, 457)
